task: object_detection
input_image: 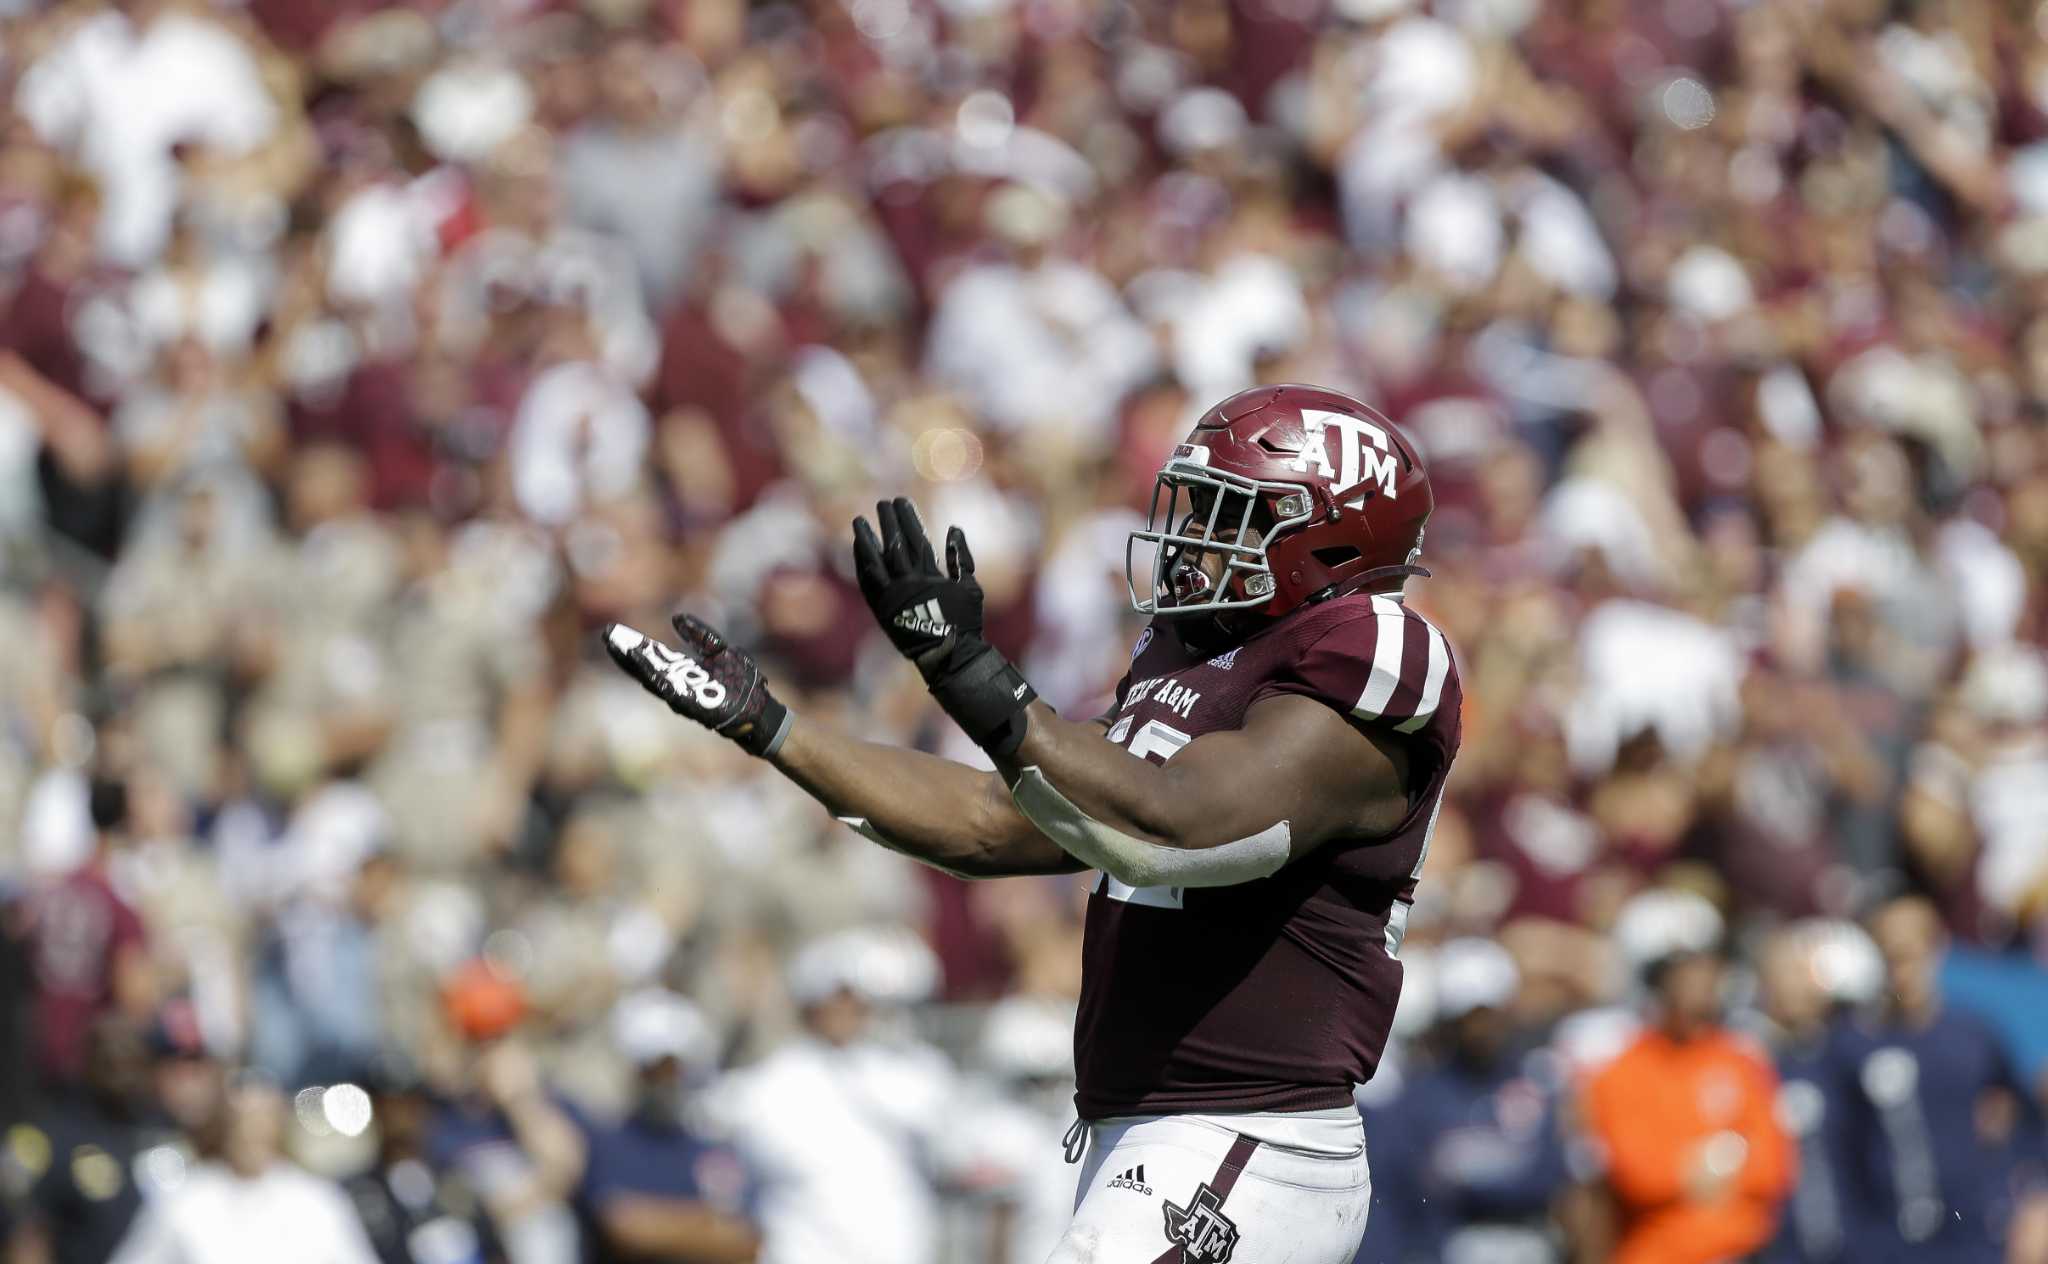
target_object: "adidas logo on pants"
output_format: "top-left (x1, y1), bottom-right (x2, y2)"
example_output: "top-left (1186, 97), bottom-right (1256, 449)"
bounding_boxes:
top-left (1107, 1165), bottom-right (1152, 1195)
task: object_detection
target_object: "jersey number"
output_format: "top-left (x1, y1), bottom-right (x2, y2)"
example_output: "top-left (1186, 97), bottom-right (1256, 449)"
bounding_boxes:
top-left (1097, 719), bottom-right (1190, 909)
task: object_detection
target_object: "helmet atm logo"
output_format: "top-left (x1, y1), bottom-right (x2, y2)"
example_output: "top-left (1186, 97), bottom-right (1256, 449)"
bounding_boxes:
top-left (1291, 409), bottom-right (1399, 507)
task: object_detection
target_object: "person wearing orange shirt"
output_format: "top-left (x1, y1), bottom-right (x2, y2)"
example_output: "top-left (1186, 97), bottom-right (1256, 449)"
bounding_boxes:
top-left (1585, 890), bottom-right (1797, 1264)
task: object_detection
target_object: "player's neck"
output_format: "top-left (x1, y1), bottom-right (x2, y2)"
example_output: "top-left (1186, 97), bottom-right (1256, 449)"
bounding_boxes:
top-left (1180, 609), bottom-right (1275, 656)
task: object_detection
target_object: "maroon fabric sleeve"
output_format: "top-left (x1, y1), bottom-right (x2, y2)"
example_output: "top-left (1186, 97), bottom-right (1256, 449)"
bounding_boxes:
top-left (1251, 598), bottom-right (1454, 736)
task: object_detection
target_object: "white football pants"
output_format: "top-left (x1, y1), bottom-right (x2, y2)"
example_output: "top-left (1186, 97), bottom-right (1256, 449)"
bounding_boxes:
top-left (1045, 1109), bottom-right (1371, 1264)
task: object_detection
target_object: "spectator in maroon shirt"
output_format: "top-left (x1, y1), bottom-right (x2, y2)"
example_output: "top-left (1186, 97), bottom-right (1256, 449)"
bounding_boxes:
top-left (0, 175), bottom-right (105, 405)
top-left (28, 779), bottom-right (153, 1088)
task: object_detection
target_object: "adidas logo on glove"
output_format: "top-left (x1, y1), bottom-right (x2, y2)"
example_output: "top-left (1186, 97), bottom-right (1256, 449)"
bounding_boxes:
top-left (1106, 1165), bottom-right (1152, 1195)
top-left (893, 599), bottom-right (951, 638)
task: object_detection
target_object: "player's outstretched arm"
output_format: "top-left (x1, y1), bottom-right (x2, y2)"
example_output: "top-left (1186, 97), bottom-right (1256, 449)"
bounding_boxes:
top-left (601, 616), bottom-right (1080, 879)
top-left (1006, 692), bottom-right (1409, 863)
top-left (852, 499), bottom-right (1411, 889)
top-left (766, 712), bottom-right (1084, 877)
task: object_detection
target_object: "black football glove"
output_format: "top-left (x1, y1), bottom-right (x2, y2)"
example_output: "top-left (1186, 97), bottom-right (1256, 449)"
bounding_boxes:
top-left (602, 614), bottom-right (791, 757)
top-left (853, 497), bottom-right (985, 673)
top-left (853, 497), bottom-right (1038, 758)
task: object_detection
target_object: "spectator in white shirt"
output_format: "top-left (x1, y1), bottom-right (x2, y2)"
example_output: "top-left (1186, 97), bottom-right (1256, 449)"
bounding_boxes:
top-left (15, 5), bottom-right (278, 266)
top-left (1903, 646), bottom-right (2048, 921)
top-left (508, 321), bottom-right (651, 529)
top-left (707, 930), bottom-right (961, 1264)
top-left (923, 184), bottom-right (1157, 453)
top-left (111, 1082), bottom-right (380, 1264)
top-left (947, 997), bottom-right (1080, 1264)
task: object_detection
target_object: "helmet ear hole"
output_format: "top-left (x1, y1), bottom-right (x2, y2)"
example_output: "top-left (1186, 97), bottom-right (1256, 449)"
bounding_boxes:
top-left (1313, 546), bottom-right (1361, 569)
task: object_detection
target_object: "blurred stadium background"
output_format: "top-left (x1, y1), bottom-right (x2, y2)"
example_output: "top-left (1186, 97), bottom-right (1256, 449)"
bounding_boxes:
top-left (2, 0), bottom-right (2048, 1260)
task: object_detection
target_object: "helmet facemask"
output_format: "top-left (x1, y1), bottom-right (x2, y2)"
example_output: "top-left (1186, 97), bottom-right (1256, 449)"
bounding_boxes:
top-left (1126, 454), bottom-right (1316, 618)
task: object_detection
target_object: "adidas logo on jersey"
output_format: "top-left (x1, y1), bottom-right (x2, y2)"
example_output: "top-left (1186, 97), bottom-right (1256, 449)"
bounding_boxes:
top-left (1207, 648), bottom-right (1240, 670)
top-left (893, 599), bottom-right (950, 638)
top-left (1106, 1165), bottom-right (1152, 1195)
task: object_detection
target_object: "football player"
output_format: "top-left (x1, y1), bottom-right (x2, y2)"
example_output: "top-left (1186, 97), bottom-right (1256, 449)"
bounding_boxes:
top-left (605, 384), bottom-right (1461, 1264)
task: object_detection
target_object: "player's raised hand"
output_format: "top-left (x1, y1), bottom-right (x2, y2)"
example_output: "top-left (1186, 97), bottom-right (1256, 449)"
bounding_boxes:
top-left (853, 497), bottom-right (1038, 757)
top-left (852, 496), bottom-right (986, 678)
top-left (601, 614), bottom-right (791, 757)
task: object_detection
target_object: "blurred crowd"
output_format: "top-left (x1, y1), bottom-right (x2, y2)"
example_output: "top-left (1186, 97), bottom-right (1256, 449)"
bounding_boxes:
top-left (2, 0), bottom-right (2048, 1259)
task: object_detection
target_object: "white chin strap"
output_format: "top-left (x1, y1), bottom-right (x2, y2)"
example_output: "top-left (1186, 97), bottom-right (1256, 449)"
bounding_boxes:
top-left (1010, 767), bottom-right (1291, 889)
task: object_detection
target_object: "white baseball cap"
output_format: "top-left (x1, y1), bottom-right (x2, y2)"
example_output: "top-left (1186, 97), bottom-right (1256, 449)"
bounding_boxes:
top-left (1613, 888), bottom-right (1724, 975)
top-left (612, 989), bottom-right (714, 1070)
top-left (787, 926), bottom-right (941, 1008)
top-left (978, 996), bottom-right (1076, 1081)
top-left (1667, 245), bottom-right (1755, 322)
top-left (1432, 938), bottom-right (1520, 1021)
top-left (1961, 645), bottom-right (2048, 728)
top-left (1796, 919), bottom-right (1886, 1007)
top-left (1159, 88), bottom-right (1248, 157)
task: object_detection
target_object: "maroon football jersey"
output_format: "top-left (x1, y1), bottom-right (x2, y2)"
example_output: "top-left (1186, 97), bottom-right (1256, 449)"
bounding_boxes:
top-left (1074, 591), bottom-right (1461, 1119)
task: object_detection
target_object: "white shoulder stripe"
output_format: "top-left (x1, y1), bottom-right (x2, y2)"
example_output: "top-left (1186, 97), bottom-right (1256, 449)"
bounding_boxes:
top-left (1394, 620), bottom-right (1449, 733)
top-left (1354, 595), bottom-right (1407, 718)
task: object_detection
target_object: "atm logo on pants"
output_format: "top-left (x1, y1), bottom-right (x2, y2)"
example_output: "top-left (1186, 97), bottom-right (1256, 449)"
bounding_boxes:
top-left (1161, 1182), bottom-right (1239, 1263)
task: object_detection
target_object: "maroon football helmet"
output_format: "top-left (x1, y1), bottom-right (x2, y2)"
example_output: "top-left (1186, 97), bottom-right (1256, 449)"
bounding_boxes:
top-left (1127, 384), bottom-right (1433, 620)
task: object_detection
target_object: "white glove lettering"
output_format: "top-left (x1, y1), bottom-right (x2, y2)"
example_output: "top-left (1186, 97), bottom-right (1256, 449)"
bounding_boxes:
top-left (661, 655), bottom-right (728, 710)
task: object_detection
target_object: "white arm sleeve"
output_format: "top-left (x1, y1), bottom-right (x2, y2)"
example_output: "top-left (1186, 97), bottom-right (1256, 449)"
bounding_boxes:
top-left (1008, 766), bottom-right (1291, 889)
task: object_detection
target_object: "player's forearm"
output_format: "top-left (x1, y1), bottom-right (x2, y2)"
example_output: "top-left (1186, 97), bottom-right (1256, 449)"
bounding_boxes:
top-left (769, 712), bottom-right (1080, 878)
